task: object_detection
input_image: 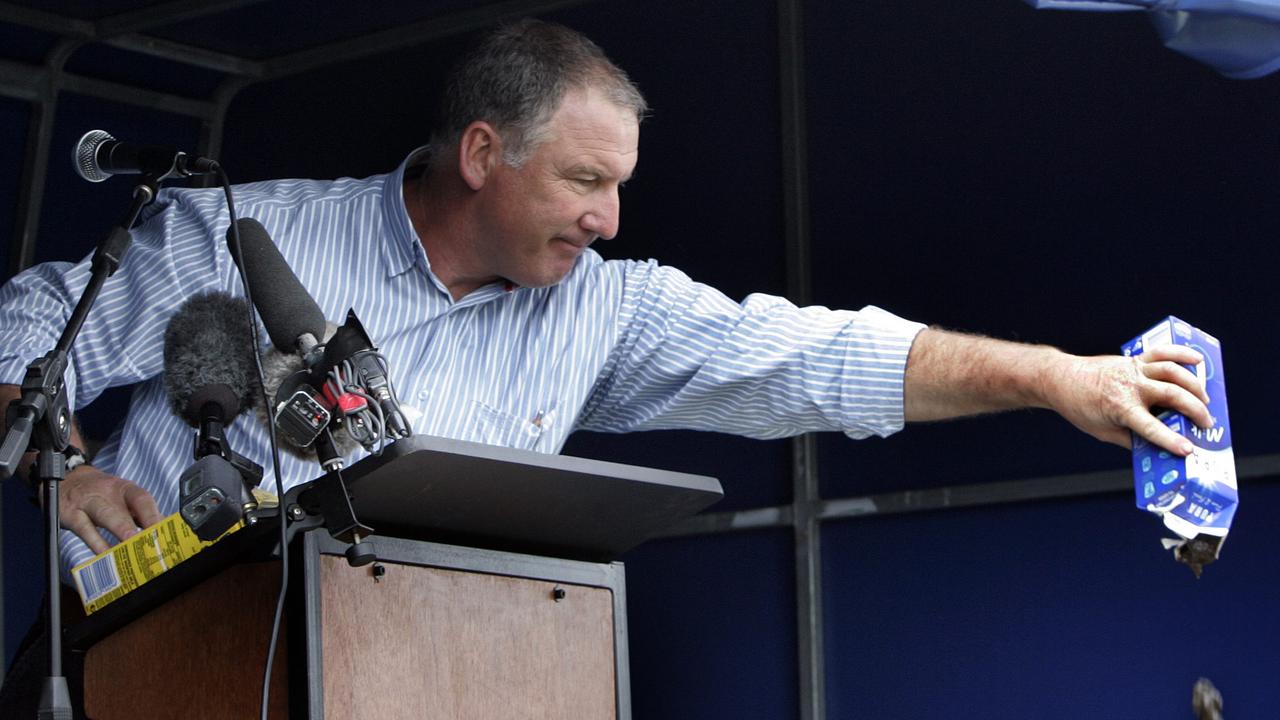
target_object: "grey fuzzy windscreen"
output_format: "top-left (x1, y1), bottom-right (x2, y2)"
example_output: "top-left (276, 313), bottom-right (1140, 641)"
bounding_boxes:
top-left (162, 292), bottom-right (260, 424)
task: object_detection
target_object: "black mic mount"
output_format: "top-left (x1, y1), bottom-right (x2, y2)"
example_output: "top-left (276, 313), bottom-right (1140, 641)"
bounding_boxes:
top-left (278, 311), bottom-right (415, 568)
top-left (178, 389), bottom-right (265, 542)
top-left (228, 218), bottom-right (395, 567)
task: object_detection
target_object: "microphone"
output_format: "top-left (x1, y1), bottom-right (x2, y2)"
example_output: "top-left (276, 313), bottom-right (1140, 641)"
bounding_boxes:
top-left (73, 129), bottom-right (218, 184)
top-left (227, 218), bottom-right (411, 460)
top-left (163, 292), bottom-right (259, 427)
top-left (228, 217), bottom-right (335, 456)
top-left (228, 218), bottom-right (326, 358)
top-left (228, 219), bottom-right (399, 567)
top-left (163, 292), bottom-right (264, 540)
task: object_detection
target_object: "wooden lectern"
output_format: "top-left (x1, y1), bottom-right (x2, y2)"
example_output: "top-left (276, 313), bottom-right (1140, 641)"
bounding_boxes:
top-left (67, 436), bottom-right (722, 719)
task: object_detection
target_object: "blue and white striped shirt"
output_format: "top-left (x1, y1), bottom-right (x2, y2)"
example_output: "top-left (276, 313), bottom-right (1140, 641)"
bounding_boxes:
top-left (0, 149), bottom-right (925, 575)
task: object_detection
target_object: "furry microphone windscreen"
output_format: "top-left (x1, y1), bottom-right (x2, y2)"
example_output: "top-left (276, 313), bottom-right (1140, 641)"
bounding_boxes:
top-left (162, 292), bottom-right (261, 426)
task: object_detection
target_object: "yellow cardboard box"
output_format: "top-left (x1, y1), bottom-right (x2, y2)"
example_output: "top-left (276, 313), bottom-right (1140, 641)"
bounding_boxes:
top-left (71, 489), bottom-right (275, 614)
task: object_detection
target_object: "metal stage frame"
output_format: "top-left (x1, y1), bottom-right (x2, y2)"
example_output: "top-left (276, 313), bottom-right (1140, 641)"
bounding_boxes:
top-left (2, 4), bottom-right (1276, 719)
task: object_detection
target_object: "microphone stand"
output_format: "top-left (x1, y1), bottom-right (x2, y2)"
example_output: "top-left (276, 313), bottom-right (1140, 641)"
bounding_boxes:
top-left (0, 176), bottom-right (159, 720)
top-left (309, 427), bottom-right (377, 566)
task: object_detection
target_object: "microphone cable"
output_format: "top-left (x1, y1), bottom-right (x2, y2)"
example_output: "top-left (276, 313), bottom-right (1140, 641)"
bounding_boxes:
top-left (214, 165), bottom-right (290, 720)
top-left (321, 352), bottom-right (409, 456)
top-left (323, 361), bottom-right (385, 451)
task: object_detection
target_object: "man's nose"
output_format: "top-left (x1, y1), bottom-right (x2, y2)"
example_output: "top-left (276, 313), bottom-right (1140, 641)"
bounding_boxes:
top-left (580, 188), bottom-right (620, 240)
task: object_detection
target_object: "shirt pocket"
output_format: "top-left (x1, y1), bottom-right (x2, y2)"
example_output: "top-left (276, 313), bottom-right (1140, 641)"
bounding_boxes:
top-left (472, 401), bottom-right (558, 452)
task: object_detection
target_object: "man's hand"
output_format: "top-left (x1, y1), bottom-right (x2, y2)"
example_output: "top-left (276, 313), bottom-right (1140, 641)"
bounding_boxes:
top-left (59, 465), bottom-right (163, 555)
top-left (2, 383), bottom-right (162, 554)
top-left (903, 328), bottom-right (1213, 457)
top-left (1042, 344), bottom-right (1211, 456)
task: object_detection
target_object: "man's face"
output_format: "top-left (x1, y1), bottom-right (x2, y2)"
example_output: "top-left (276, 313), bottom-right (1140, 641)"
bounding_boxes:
top-left (476, 87), bottom-right (640, 289)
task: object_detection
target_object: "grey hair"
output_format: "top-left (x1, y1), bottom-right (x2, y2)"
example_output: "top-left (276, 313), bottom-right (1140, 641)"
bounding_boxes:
top-left (428, 18), bottom-right (648, 169)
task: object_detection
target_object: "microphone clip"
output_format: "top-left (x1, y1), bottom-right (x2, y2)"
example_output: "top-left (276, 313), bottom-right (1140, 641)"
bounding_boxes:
top-left (179, 401), bottom-right (265, 542)
top-left (273, 371), bottom-right (332, 449)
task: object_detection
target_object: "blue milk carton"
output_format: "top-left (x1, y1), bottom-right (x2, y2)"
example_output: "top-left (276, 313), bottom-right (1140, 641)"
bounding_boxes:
top-left (1122, 317), bottom-right (1236, 577)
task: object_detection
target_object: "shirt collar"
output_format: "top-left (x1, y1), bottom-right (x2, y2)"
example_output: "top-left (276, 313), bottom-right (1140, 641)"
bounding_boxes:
top-left (380, 145), bottom-right (433, 280)
top-left (379, 146), bottom-right (519, 305)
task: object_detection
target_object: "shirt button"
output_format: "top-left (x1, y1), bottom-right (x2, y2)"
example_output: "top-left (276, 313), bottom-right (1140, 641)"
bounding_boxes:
top-left (417, 390), bottom-right (429, 400)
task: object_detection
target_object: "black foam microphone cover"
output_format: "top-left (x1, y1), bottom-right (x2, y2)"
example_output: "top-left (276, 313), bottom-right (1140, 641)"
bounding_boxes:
top-left (163, 292), bottom-right (260, 425)
top-left (227, 217), bottom-right (327, 354)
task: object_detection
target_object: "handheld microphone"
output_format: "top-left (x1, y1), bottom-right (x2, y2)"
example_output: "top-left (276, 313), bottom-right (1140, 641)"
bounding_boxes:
top-left (74, 129), bottom-right (218, 184)
top-left (163, 292), bottom-right (264, 540)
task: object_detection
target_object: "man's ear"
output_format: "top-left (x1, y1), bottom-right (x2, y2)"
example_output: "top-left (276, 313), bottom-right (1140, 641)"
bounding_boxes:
top-left (458, 121), bottom-right (502, 190)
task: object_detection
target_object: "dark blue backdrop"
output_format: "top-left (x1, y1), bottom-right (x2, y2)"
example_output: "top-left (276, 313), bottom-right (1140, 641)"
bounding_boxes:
top-left (3, 1), bottom-right (1278, 718)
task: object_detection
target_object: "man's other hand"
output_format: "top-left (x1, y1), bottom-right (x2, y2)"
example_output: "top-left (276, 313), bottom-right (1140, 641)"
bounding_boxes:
top-left (59, 465), bottom-right (163, 554)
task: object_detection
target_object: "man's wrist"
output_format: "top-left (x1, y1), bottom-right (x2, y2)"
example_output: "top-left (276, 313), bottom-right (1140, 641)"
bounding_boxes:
top-left (65, 445), bottom-right (90, 472)
top-left (28, 444), bottom-right (92, 480)
top-left (1027, 347), bottom-right (1076, 413)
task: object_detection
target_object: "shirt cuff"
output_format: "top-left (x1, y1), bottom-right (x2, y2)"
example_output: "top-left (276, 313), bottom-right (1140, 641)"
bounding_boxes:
top-left (840, 305), bottom-right (926, 440)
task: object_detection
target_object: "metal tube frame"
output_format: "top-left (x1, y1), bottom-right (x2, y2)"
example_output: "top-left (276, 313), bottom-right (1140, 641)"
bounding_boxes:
top-left (776, 1), bottom-right (827, 719)
top-left (2, 4), bottom-right (1276, 720)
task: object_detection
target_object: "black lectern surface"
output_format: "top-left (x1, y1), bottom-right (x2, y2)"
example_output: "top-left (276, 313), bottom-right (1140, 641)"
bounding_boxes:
top-left (68, 435), bottom-right (722, 648)
top-left (338, 434), bottom-right (724, 562)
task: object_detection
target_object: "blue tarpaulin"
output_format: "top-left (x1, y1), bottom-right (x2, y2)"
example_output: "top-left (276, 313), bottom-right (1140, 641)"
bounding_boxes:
top-left (1025, 0), bottom-right (1280, 77)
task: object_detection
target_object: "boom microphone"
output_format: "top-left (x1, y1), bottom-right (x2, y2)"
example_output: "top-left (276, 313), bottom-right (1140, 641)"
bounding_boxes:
top-left (74, 129), bottom-right (218, 183)
top-left (227, 218), bottom-right (327, 357)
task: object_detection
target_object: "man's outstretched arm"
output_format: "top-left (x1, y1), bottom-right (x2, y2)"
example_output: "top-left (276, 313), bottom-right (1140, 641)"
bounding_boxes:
top-left (902, 328), bottom-right (1212, 456)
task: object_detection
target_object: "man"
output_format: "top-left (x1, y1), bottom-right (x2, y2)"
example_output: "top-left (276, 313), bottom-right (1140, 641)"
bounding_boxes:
top-left (0, 18), bottom-right (1209, 581)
